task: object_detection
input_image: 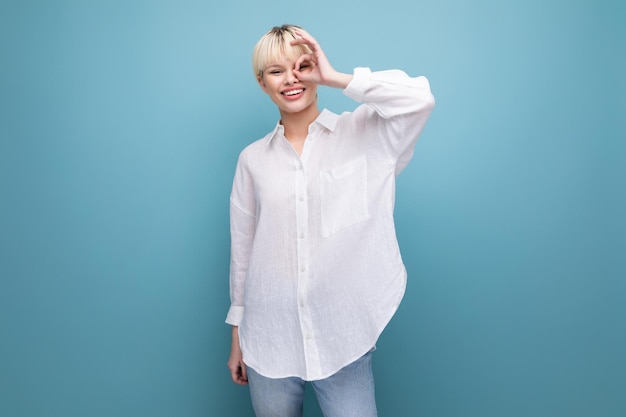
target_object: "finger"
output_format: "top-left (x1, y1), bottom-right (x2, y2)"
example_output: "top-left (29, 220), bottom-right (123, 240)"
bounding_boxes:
top-left (240, 362), bottom-right (248, 382)
top-left (294, 54), bottom-right (315, 71)
top-left (229, 366), bottom-right (239, 384)
top-left (294, 30), bottom-right (316, 44)
top-left (291, 30), bottom-right (320, 52)
top-left (229, 362), bottom-right (247, 384)
top-left (235, 365), bottom-right (248, 385)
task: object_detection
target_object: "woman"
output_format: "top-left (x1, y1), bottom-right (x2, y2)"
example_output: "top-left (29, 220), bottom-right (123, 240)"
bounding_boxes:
top-left (226, 24), bottom-right (435, 417)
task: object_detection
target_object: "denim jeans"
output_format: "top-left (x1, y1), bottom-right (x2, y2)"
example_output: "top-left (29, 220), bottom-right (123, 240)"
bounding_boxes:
top-left (247, 350), bottom-right (377, 417)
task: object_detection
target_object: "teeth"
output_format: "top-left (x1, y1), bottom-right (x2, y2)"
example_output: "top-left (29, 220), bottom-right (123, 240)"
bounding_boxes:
top-left (283, 89), bottom-right (303, 96)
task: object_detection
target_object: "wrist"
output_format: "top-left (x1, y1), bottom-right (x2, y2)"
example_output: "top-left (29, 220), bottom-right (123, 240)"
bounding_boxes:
top-left (326, 72), bottom-right (353, 89)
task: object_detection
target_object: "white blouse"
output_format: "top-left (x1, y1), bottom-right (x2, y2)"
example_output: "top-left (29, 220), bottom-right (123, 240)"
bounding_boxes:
top-left (226, 67), bottom-right (435, 380)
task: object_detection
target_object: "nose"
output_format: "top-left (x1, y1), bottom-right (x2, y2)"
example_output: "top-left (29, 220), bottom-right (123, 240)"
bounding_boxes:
top-left (285, 70), bottom-right (298, 85)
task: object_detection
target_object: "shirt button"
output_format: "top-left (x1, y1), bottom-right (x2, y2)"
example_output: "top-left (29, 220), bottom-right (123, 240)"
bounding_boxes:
top-left (298, 196), bottom-right (304, 202)
top-left (299, 299), bottom-right (305, 307)
top-left (305, 333), bottom-right (312, 340)
top-left (300, 266), bottom-right (306, 272)
top-left (299, 232), bottom-right (304, 239)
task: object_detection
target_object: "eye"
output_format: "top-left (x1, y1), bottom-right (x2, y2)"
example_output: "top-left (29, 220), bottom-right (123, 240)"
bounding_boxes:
top-left (268, 69), bottom-right (282, 75)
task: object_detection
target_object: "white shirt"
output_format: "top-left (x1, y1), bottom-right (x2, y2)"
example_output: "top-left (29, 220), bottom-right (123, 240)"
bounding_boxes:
top-left (226, 67), bottom-right (435, 380)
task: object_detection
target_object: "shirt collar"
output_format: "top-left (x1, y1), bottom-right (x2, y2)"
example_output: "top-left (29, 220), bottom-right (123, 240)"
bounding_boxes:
top-left (266, 109), bottom-right (339, 144)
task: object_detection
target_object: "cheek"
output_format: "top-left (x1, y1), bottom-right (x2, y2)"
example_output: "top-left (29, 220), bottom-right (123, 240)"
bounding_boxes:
top-left (265, 80), bottom-right (283, 94)
top-left (258, 75), bottom-right (277, 93)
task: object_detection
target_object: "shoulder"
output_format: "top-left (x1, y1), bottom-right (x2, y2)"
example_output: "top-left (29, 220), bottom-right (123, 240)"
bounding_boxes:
top-left (238, 132), bottom-right (272, 161)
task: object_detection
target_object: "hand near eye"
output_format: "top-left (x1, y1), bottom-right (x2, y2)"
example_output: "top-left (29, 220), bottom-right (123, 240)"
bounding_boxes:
top-left (290, 31), bottom-right (353, 89)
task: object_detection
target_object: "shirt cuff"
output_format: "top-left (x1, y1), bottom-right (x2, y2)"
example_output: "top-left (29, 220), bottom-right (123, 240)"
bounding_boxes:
top-left (343, 67), bottom-right (371, 103)
top-left (225, 305), bottom-right (244, 326)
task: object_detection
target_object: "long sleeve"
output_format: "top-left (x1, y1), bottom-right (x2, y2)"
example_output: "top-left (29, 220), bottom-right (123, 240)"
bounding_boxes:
top-left (225, 152), bottom-right (257, 326)
top-left (343, 67), bottom-right (435, 175)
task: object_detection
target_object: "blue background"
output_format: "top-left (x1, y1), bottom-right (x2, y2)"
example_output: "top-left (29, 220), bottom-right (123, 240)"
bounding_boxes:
top-left (1, 0), bottom-right (624, 416)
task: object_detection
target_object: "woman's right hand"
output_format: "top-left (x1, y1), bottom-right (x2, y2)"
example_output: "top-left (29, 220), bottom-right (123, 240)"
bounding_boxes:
top-left (227, 326), bottom-right (248, 385)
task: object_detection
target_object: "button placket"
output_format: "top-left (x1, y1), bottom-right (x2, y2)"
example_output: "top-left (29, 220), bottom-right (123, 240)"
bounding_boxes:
top-left (292, 153), bottom-right (321, 376)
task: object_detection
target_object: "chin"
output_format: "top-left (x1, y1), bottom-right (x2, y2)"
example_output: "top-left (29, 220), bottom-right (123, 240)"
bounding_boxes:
top-left (283, 99), bottom-right (316, 113)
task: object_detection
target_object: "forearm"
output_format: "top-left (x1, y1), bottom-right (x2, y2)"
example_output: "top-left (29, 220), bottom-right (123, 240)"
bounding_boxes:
top-left (324, 71), bottom-right (353, 90)
top-left (231, 326), bottom-right (240, 346)
top-left (228, 326), bottom-right (248, 385)
top-left (227, 192), bottom-right (256, 326)
top-left (344, 67), bottom-right (435, 118)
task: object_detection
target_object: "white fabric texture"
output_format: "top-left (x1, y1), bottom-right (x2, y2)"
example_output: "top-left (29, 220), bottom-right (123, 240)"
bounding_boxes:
top-left (226, 67), bottom-right (435, 380)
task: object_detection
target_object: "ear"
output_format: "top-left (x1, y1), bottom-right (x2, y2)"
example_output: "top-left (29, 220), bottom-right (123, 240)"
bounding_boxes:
top-left (256, 75), bottom-right (268, 93)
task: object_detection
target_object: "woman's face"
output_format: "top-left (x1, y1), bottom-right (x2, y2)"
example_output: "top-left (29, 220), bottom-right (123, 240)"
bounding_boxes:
top-left (257, 54), bottom-right (318, 115)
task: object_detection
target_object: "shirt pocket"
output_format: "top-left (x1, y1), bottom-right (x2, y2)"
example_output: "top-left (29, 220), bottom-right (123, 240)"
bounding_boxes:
top-left (319, 155), bottom-right (370, 238)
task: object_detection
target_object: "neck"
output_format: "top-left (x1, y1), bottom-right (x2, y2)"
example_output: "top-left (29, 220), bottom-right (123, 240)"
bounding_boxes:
top-left (280, 103), bottom-right (320, 139)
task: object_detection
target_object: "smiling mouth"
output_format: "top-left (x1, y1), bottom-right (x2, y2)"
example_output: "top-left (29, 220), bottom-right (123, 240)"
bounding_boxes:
top-left (282, 88), bottom-right (304, 96)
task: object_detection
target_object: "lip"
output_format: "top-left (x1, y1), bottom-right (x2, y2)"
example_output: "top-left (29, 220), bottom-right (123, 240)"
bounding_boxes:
top-left (281, 87), bottom-right (305, 100)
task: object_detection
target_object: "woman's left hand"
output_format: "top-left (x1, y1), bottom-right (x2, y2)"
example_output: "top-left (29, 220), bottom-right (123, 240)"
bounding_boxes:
top-left (290, 30), bottom-right (352, 89)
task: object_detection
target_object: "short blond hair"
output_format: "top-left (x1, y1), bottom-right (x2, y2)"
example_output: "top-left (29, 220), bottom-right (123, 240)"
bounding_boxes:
top-left (252, 24), bottom-right (313, 78)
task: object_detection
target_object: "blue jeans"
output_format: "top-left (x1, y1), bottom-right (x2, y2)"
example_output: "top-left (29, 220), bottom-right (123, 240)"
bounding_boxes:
top-left (247, 351), bottom-right (377, 417)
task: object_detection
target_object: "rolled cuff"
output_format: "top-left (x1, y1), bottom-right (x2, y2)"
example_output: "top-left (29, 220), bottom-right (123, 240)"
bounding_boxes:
top-left (225, 305), bottom-right (244, 326)
top-left (343, 67), bottom-right (371, 103)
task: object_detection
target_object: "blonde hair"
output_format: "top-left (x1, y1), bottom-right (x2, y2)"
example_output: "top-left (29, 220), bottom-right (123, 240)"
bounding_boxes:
top-left (252, 24), bottom-right (313, 78)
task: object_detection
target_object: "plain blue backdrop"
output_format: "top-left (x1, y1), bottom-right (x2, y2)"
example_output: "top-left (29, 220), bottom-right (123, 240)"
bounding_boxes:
top-left (1, 0), bottom-right (624, 416)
